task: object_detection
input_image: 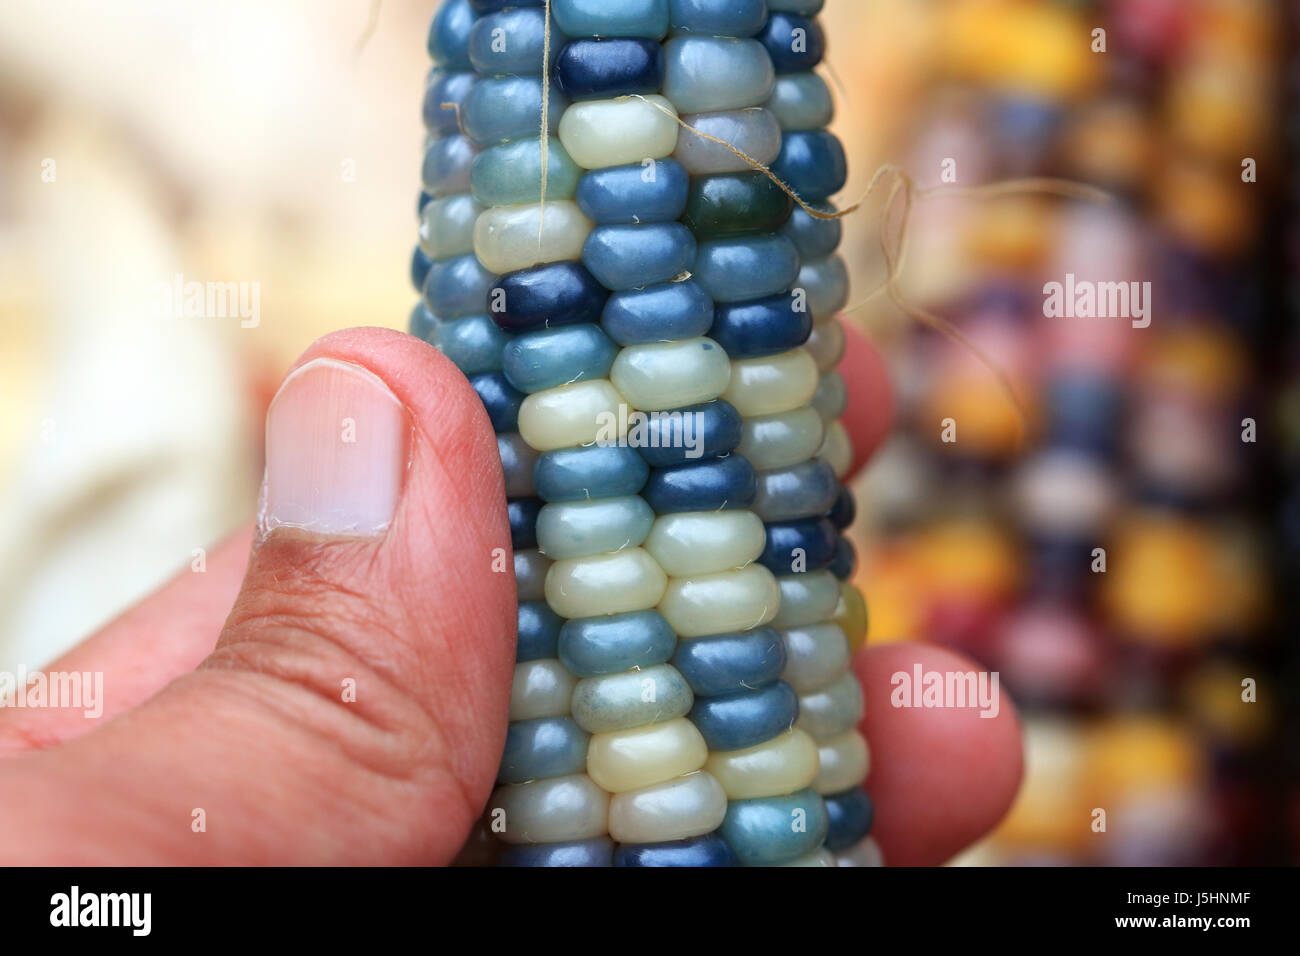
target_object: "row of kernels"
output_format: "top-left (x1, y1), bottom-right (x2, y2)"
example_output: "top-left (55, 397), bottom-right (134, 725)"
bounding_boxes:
top-left (550, 11), bottom-right (737, 861)
top-left (656, 6), bottom-right (833, 867)
top-left (761, 2), bottom-right (877, 863)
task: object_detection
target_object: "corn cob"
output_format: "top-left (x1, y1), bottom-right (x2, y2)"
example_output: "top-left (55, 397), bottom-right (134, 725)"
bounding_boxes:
top-left (410, 0), bottom-right (878, 867)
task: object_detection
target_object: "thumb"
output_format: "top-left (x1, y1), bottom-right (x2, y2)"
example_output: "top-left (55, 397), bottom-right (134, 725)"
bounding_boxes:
top-left (0, 328), bottom-right (516, 864)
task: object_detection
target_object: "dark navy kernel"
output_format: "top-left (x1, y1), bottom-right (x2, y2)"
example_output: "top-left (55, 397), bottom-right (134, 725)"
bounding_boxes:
top-left (760, 517), bottom-right (838, 573)
top-left (709, 292), bottom-right (812, 359)
top-left (516, 600), bottom-right (564, 662)
top-left (690, 681), bottom-right (800, 751)
top-left (499, 837), bottom-right (613, 867)
top-left (489, 262), bottom-right (608, 333)
top-left (759, 12), bottom-right (825, 73)
top-left (824, 786), bottom-right (874, 852)
top-left (508, 497), bottom-right (542, 549)
top-left (642, 455), bottom-right (757, 513)
top-left (830, 533), bottom-right (857, 581)
top-left (828, 485), bottom-right (857, 530)
top-left (470, 372), bottom-right (524, 432)
top-left (555, 38), bottom-right (665, 101)
top-left (637, 400), bottom-right (743, 467)
top-left (671, 626), bottom-right (787, 697)
top-left (411, 246), bottom-right (434, 295)
top-left (772, 130), bottom-right (847, 203)
top-left (469, 0), bottom-right (543, 12)
top-left (613, 832), bottom-right (739, 867)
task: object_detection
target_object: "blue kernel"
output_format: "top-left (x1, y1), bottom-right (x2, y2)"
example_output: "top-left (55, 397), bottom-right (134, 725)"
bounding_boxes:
top-left (781, 202), bottom-right (842, 259)
top-left (553, 0), bottom-right (670, 39)
top-left (693, 234), bottom-right (800, 303)
top-left (772, 130), bottom-right (847, 203)
top-left (709, 291), bottom-right (812, 359)
top-left (470, 372), bottom-right (524, 432)
top-left (613, 832), bottom-right (738, 867)
top-left (669, 0), bottom-right (768, 37)
top-left (462, 77), bottom-right (568, 147)
top-left (433, 314), bottom-right (508, 374)
top-left (499, 836), bottom-right (613, 867)
top-left (759, 12), bottom-right (825, 73)
top-left (690, 681), bottom-right (799, 751)
top-left (410, 246), bottom-right (433, 294)
top-left (637, 400), bottom-right (742, 467)
top-left (498, 716), bottom-right (590, 785)
top-left (582, 222), bottom-right (696, 291)
top-left (421, 134), bottom-right (475, 197)
top-left (671, 627), bottom-right (787, 697)
top-left (516, 600), bottom-right (564, 661)
top-left (424, 253), bottom-right (495, 318)
top-left (600, 279), bottom-right (713, 345)
top-left (830, 533), bottom-right (856, 581)
top-left (575, 160), bottom-right (690, 225)
top-left (502, 325), bottom-right (617, 393)
top-left (824, 786), bottom-right (874, 852)
top-left (408, 301), bottom-right (437, 342)
top-left (469, 0), bottom-right (544, 12)
top-left (427, 0), bottom-right (476, 70)
top-left (515, 550), bottom-right (548, 598)
top-left (469, 7), bottom-right (558, 77)
top-left (753, 458), bottom-right (839, 522)
top-left (760, 517), bottom-right (838, 573)
top-left (417, 190), bottom-right (434, 217)
top-left (489, 262), bottom-right (608, 333)
top-left (642, 455), bottom-right (756, 513)
top-left (508, 498), bottom-right (542, 549)
top-left (769, 0), bottom-right (824, 11)
top-left (422, 71), bottom-right (478, 135)
top-left (534, 445), bottom-right (649, 503)
top-left (721, 789), bottom-right (829, 865)
top-left (828, 485), bottom-right (856, 530)
top-left (558, 610), bottom-right (677, 677)
top-left (555, 38), bottom-right (664, 101)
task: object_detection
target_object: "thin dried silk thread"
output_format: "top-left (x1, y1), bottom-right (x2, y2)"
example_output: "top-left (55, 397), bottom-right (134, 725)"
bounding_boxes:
top-left (626, 94), bottom-right (1110, 438)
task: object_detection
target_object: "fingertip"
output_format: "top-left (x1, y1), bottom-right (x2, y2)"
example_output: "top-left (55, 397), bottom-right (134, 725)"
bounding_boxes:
top-left (856, 642), bottom-right (1024, 866)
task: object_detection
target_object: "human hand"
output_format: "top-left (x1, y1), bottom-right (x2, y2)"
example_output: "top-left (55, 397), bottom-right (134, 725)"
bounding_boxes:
top-left (0, 326), bottom-right (1020, 865)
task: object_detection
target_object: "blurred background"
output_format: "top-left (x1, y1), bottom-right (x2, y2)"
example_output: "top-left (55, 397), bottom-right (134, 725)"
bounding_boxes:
top-left (0, 0), bottom-right (1293, 864)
